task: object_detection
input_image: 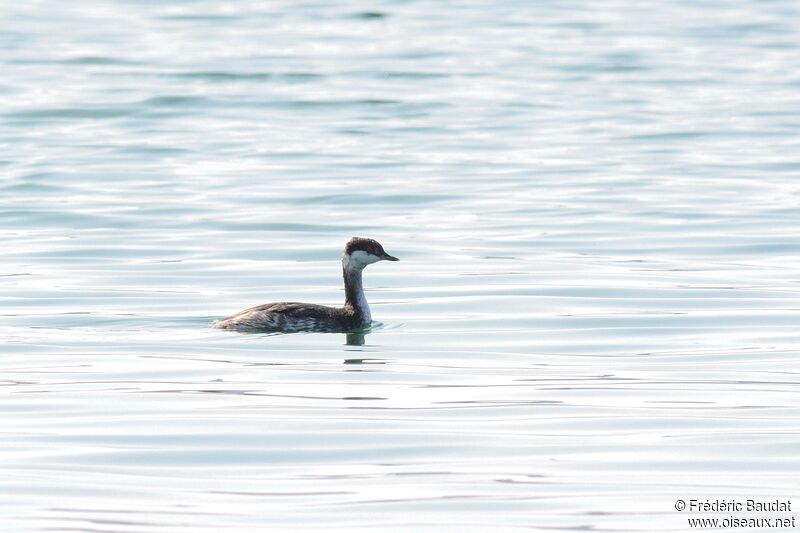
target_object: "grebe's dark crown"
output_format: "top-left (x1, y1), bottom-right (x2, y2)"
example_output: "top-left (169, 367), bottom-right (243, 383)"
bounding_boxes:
top-left (344, 237), bottom-right (399, 261)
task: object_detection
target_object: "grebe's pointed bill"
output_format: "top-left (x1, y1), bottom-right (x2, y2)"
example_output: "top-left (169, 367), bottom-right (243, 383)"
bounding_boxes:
top-left (381, 252), bottom-right (399, 261)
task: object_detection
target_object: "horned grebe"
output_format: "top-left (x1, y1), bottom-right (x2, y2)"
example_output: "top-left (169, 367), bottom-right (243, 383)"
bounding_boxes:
top-left (211, 237), bottom-right (398, 332)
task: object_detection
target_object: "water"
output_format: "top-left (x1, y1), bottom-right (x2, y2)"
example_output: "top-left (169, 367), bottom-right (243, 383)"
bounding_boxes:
top-left (2, 1), bottom-right (800, 530)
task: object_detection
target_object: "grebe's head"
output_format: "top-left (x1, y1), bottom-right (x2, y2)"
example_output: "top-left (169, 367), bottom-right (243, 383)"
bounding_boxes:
top-left (343, 237), bottom-right (399, 270)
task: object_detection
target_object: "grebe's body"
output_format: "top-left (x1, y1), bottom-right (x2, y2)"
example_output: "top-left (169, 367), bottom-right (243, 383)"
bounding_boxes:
top-left (212, 237), bottom-right (398, 332)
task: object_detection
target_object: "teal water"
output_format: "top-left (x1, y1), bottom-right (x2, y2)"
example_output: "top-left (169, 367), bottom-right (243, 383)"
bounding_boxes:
top-left (2, 1), bottom-right (800, 531)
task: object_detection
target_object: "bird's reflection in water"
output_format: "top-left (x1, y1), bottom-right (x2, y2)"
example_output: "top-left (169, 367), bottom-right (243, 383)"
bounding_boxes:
top-left (344, 358), bottom-right (387, 365)
top-left (346, 332), bottom-right (366, 346)
top-left (343, 330), bottom-right (387, 365)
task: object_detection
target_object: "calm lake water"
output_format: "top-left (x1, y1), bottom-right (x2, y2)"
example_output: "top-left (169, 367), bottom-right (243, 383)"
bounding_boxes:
top-left (2, 1), bottom-right (800, 531)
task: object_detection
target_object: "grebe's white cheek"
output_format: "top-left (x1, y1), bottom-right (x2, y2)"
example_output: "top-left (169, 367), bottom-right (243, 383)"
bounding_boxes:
top-left (345, 250), bottom-right (378, 269)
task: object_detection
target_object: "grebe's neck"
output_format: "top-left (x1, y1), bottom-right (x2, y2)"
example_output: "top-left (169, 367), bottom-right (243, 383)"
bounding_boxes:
top-left (342, 260), bottom-right (371, 324)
